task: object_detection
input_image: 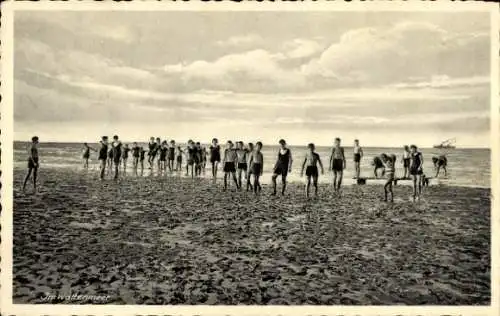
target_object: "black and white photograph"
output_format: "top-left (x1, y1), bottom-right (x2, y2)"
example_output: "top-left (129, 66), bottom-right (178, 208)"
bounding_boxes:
top-left (1, 1), bottom-right (498, 314)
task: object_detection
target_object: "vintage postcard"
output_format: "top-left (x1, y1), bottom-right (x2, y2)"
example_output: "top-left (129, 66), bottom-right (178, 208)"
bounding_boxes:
top-left (1, 1), bottom-right (499, 316)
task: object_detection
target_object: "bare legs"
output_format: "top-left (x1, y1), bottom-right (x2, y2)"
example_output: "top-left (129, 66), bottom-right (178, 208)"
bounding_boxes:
top-left (305, 175), bottom-right (318, 198)
top-left (224, 171), bottom-right (239, 191)
top-left (100, 160), bottom-right (106, 180)
top-left (253, 174), bottom-right (261, 194)
top-left (384, 178), bottom-right (394, 202)
top-left (271, 174), bottom-right (287, 195)
top-left (412, 174), bottom-right (422, 201)
top-left (22, 167), bottom-right (37, 193)
top-left (354, 161), bottom-right (360, 179)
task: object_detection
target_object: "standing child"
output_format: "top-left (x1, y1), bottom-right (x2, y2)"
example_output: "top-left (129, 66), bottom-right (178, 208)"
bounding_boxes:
top-left (236, 141), bottom-right (249, 190)
top-left (248, 142), bottom-right (264, 194)
top-left (139, 147), bottom-right (146, 176)
top-left (122, 144), bottom-right (131, 171)
top-left (381, 153), bottom-right (396, 202)
top-left (329, 138), bottom-right (346, 193)
top-left (353, 139), bottom-right (363, 179)
top-left (22, 136), bottom-right (40, 193)
top-left (175, 146), bottom-right (184, 171)
top-left (147, 137), bottom-right (157, 170)
top-left (132, 142), bottom-right (140, 174)
top-left (112, 135), bottom-right (122, 180)
top-left (186, 140), bottom-right (196, 178)
top-left (222, 141), bottom-right (239, 191)
top-left (159, 141), bottom-right (168, 173)
top-left (271, 139), bottom-right (293, 196)
top-left (246, 143), bottom-right (254, 192)
top-left (209, 138), bottom-right (221, 179)
top-left (168, 140), bottom-right (176, 172)
top-left (300, 143), bottom-right (325, 198)
top-left (409, 145), bottom-right (424, 201)
top-left (98, 136), bottom-right (109, 180)
top-left (402, 145), bottom-right (411, 179)
top-left (82, 142), bottom-right (96, 169)
top-left (194, 142), bottom-right (203, 177)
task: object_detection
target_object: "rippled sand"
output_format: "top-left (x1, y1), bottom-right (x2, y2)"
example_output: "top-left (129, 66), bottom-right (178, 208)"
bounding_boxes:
top-left (13, 168), bottom-right (490, 304)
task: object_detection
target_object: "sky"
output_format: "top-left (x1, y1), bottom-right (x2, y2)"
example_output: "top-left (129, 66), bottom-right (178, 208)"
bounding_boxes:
top-left (14, 11), bottom-right (492, 147)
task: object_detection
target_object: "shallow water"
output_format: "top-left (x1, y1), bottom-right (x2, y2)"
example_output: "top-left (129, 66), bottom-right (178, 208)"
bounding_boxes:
top-left (14, 142), bottom-right (490, 187)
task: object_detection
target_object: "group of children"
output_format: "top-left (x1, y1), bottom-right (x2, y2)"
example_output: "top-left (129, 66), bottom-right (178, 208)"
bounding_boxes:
top-left (21, 135), bottom-right (440, 202)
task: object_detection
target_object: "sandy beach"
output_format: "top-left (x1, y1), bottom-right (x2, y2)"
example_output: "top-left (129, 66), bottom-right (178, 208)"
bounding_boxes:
top-left (13, 168), bottom-right (490, 305)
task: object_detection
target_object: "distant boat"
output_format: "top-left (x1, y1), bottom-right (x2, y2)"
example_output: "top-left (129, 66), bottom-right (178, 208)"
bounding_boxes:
top-left (433, 138), bottom-right (456, 149)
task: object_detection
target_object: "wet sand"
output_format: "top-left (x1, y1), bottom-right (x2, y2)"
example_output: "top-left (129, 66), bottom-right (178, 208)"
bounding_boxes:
top-left (13, 168), bottom-right (490, 305)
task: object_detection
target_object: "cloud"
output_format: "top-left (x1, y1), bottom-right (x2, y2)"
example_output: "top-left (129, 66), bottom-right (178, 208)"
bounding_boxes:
top-left (282, 39), bottom-right (325, 59)
top-left (216, 34), bottom-right (262, 47)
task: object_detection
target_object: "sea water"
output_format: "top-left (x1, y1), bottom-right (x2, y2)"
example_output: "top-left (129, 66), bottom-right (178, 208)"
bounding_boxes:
top-left (13, 142), bottom-right (490, 188)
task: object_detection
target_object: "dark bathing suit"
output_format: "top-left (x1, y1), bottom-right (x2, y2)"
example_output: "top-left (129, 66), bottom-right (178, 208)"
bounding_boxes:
top-left (113, 143), bottom-right (122, 164)
top-left (373, 156), bottom-right (384, 169)
top-left (168, 147), bottom-right (175, 160)
top-left (159, 147), bottom-right (168, 161)
top-left (123, 147), bottom-right (130, 159)
top-left (210, 145), bottom-right (221, 163)
top-left (403, 156), bottom-right (411, 168)
top-left (274, 148), bottom-right (291, 176)
top-left (306, 152), bottom-right (320, 177)
top-left (354, 153), bottom-right (361, 163)
top-left (28, 146), bottom-right (39, 169)
top-left (187, 147), bottom-right (196, 165)
top-left (99, 143), bottom-right (108, 160)
top-left (83, 147), bottom-right (90, 159)
top-left (331, 147), bottom-right (344, 172)
top-left (148, 143), bottom-right (157, 157)
top-left (140, 151), bottom-right (145, 161)
top-left (132, 147), bottom-right (140, 158)
top-left (108, 149), bottom-right (114, 160)
top-left (410, 152), bottom-right (423, 175)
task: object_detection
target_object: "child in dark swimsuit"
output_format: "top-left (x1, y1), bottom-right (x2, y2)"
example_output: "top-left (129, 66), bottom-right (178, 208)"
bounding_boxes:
top-left (246, 143), bottom-right (254, 192)
top-left (168, 140), bottom-right (176, 172)
top-left (402, 145), bottom-right (411, 179)
top-left (122, 144), bottom-right (130, 171)
top-left (372, 156), bottom-right (385, 178)
top-left (112, 135), bottom-right (122, 180)
top-left (194, 142), bottom-right (203, 177)
top-left (223, 140), bottom-right (239, 191)
top-left (147, 137), bottom-right (157, 169)
top-left (409, 144), bottom-right (424, 202)
top-left (329, 138), bottom-right (345, 193)
top-left (272, 139), bottom-right (293, 196)
top-left (132, 142), bottom-right (140, 174)
top-left (98, 136), bottom-right (109, 180)
top-left (210, 138), bottom-right (221, 180)
top-left (353, 139), bottom-right (363, 179)
top-left (159, 141), bottom-right (168, 173)
top-left (186, 140), bottom-right (196, 178)
top-left (107, 147), bottom-right (114, 173)
top-left (82, 142), bottom-right (96, 169)
top-left (176, 146), bottom-right (184, 171)
top-left (248, 142), bottom-right (264, 194)
top-left (236, 141), bottom-right (249, 189)
top-left (301, 143), bottom-right (324, 198)
top-left (139, 147), bottom-right (146, 176)
top-left (381, 153), bottom-right (396, 202)
top-left (23, 136), bottom-right (40, 193)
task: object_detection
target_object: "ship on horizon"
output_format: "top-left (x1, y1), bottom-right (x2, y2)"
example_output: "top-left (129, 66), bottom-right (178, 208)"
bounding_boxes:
top-left (434, 138), bottom-right (456, 149)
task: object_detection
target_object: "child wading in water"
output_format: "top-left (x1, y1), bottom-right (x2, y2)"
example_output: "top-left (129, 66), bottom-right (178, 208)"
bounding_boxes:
top-left (98, 136), bottom-right (109, 180)
top-left (82, 142), bottom-right (96, 169)
top-left (111, 135), bottom-right (122, 180)
top-left (222, 141), bottom-right (240, 191)
top-left (329, 138), bottom-right (346, 193)
top-left (175, 146), bottom-right (183, 171)
top-left (272, 139), bottom-right (293, 196)
top-left (248, 141), bottom-right (264, 194)
top-left (409, 144), bottom-right (424, 201)
top-left (236, 141), bottom-right (249, 190)
top-left (22, 136), bottom-right (40, 193)
top-left (186, 140), bottom-right (196, 178)
top-left (158, 141), bottom-right (168, 173)
top-left (168, 140), bottom-right (176, 172)
top-left (353, 139), bottom-right (363, 179)
top-left (122, 144), bottom-right (130, 172)
top-left (209, 138), bottom-right (221, 180)
top-left (300, 143), bottom-right (324, 198)
top-left (381, 153), bottom-right (396, 202)
top-left (131, 142), bottom-right (140, 174)
top-left (402, 145), bottom-right (411, 179)
top-left (246, 143), bottom-right (254, 192)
